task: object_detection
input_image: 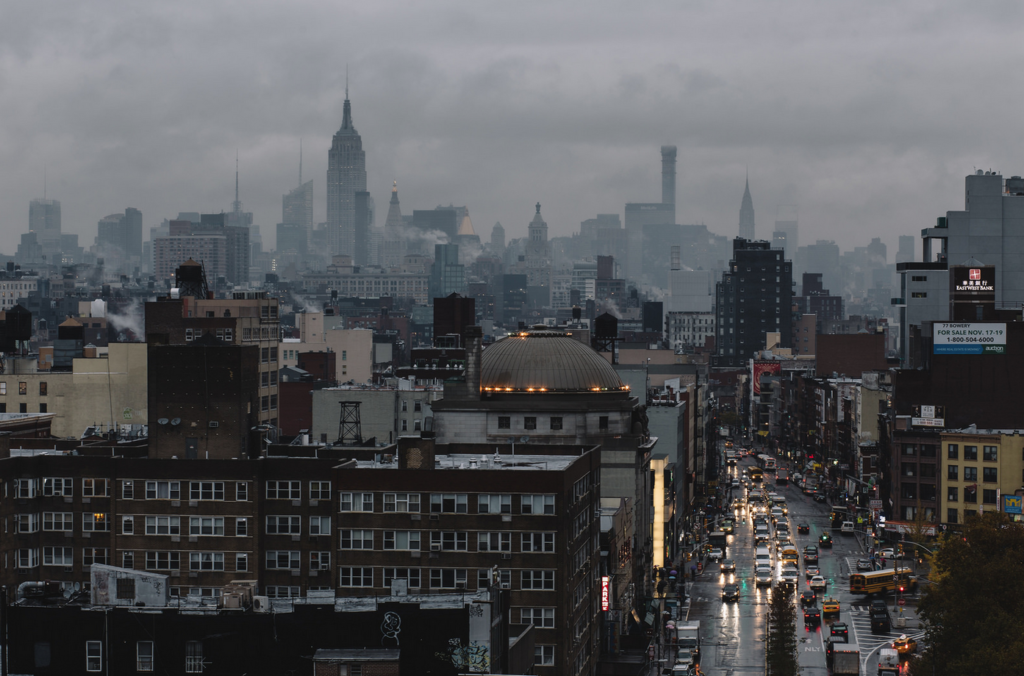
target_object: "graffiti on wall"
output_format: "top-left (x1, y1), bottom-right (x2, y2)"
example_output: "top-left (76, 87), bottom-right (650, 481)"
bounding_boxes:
top-left (381, 612), bottom-right (401, 646)
top-left (435, 638), bottom-right (491, 673)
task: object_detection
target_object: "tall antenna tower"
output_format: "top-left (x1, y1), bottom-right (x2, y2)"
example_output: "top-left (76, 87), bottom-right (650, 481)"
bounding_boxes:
top-left (336, 401), bottom-right (363, 446)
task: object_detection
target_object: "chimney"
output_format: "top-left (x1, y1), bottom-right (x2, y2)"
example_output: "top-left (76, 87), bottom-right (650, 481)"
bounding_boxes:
top-left (671, 246), bottom-right (681, 271)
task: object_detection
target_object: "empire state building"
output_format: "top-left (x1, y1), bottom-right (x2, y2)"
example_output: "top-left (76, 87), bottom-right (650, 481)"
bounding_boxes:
top-left (326, 90), bottom-right (367, 258)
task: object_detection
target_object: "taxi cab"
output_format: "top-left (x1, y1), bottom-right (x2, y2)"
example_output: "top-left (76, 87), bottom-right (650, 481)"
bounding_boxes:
top-left (822, 597), bottom-right (840, 615)
top-left (892, 635), bottom-right (918, 655)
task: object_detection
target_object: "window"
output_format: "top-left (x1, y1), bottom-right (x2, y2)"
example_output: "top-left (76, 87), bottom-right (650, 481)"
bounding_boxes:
top-left (83, 513), bottom-right (110, 532)
top-left (478, 532), bottom-right (511, 552)
top-left (919, 463), bottom-right (936, 478)
top-left (521, 494), bottom-right (555, 515)
top-left (122, 516), bottom-right (134, 535)
top-left (185, 642), bottom-right (203, 674)
top-left (190, 517), bottom-right (225, 536)
top-left (43, 546), bottom-right (73, 566)
top-left (947, 509), bottom-right (958, 524)
top-left (498, 416), bottom-right (511, 429)
top-left (145, 516), bottom-right (180, 536)
top-left (266, 516), bottom-right (301, 535)
top-left (983, 446), bottom-right (998, 462)
top-left (87, 641), bottom-right (103, 672)
top-left (983, 467), bottom-right (998, 483)
top-left (122, 481), bottom-right (134, 499)
top-left (266, 585), bottom-right (301, 598)
top-left (414, 401), bottom-right (422, 412)
top-left (902, 463), bottom-right (916, 477)
top-left (430, 531), bottom-right (468, 551)
top-left (42, 478), bottom-right (73, 496)
top-left (309, 481), bottom-right (331, 501)
top-left (964, 486), bottom-right (977, 503)
top-left (340, 492), bottom-right (374, 511)
top-left (266, 481), bottom-right (301, 500)
top-left (16, 478), bottom-right (39, 498)
top-left (401, 419), bottom-right (408, 431)
top-left (18, 382), bottom-right (27, 395)
top-left (384, 531), bottom-right (421, 550)
top-left (123, 552), bottom-right (135, 569)
top-left (82, 548), bottom-right (109, 566)
top-left (145, 551), bottom-right (180, 571)
top-left (310, 551), bottom-right (331, 570)
top-left (964, 445), bottom-right (978, 461)
top-left (39, 403), bottom-right (47, 413)
top-left (310, 516), bottom-right (331, 536)
top-left (340, 567), bottom-right (374, 587)
top-left (145, 481), bottom-right (180, 500)
top-left (270, 394), bottom-right (277, 410)
top-left (912, 275), bottom-right (927, 282)
top-left (522, 607), bottom-right (555, 628)
top-left (964, 467), bottom-right (978, 481)
top-left (524, 416), bottom-right (537, 430)
top-left (983, 489), bottom-right (998, 504)
top-left (383, 493), bottom-right (420, 513)
top-left (521, 570), bottom-right (555, 590)
top-left (535, 645), bottom-right (555, 666)
top-left (261, 396), bottom-right (269, 412)
top-left (81, 481), bottom-right (108, 495)
top-left (0, 382), bottom-right (5, 394)
top-left (947, 487), bottom-right (958, 502)
top-left (947, 465), bottom-right (958, 481)
top-left (911, 292), bottom-right (927, 298)
top-left (920, 484), bottom-right (936, 501)
top-left (383, 568), bottom-right (421, 588)
top-left (402, 400), bottom-right (408, 412)
top-left (137, 641), bottom-right (154, 671)
top-left (522, 532), bottom-right (556, 552)
top-left (261, 347), bottom-right (269, 363)
top-left (190, 482), bottom-right (224, 501)
top-left (190, 552), bottom-right (225, 571)
top-left (599, 416), bottom-right (608, 430)
top-left (478, 494), bottom-right (512, 514)
top-left (920, 444), bottom-right (937, 458)
top-left (19, 403), bottom-right (26, 413)
top-left (16, 513), bottom-right (40, 533)
top-left (430, 493), bottom-right (468, 513)
top-left (901, 444), bottom-right (916, 456)
top-left (550, 416), bottom-right (563, 430)
top-left (340, 530), bottom-right (374, 549)
top-left (43, 512), bottom-right (72, 531)
top-left (948, 444), bottom-right (959, 459)
top-left (39, 382), bottom-right (47, 396)
top-left (236, 482), bottom-right (248, 501)
top-left (429, 568), bottom-right (467, 589)
top-left (235, 553), bottom-right (248, 572)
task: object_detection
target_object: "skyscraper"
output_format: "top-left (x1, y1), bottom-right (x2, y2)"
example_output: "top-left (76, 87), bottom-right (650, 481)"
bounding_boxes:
top-left (490, 222), bottom-right (505, 254)
top-left (326, 88), bottom-right (367, 257)
top-left (29, 198), bottom-right (61, 262)
top-left (661, 145), bottom-right (677, 206)
top-left (739, 176), bottom-right (755, 240)
top-left (774, 204), bottom-right (798, 253)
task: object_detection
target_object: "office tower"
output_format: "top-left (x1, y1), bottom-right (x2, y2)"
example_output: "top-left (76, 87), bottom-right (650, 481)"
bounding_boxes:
top-left (772, 230), bottom-right (788, 255)
top-left (180, 213), bottom-right (251, 286)
top-left (896, 235), bottom-right (915, 264)
top-left (429, 244), bottom-right (466, 300)
top-left (739, 177), bottom-right (755, 240)
top-left (382, 181), bottom-right (406, 269)
top-left (490, 222), bottom-right (505, 254)
top-left (95, 208), bottom-right (143, 274)
top-left (326, 88), bottom-right (366, 257)
top-left (661, 145), bottom-right (677, 206)
top-left (30, 198), bottom-right (61, 261)
top-left (282, 181), bottom-right (314, 246)
top-left (353, 190), bottom-right (372, 266)
top-left (667, 246), bottom-right (713, 313)
top-left (714, 238), bottom-right (794, 367)
top-left (624, 202), bottom-right (674, 283)
top-left (524, 203), bottom-right (552, 288)
top-left (796, 240), bottom-right (842, 299)
top-left (774, 204), bottom-right (798, 253)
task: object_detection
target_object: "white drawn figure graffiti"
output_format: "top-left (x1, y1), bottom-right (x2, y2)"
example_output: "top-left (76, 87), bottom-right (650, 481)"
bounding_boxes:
top-left (381, 611), bottom-right (401, 645)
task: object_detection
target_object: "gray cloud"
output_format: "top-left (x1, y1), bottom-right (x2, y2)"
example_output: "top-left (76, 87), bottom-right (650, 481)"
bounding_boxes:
top-left (2, 0), bottom-right (1024, 259)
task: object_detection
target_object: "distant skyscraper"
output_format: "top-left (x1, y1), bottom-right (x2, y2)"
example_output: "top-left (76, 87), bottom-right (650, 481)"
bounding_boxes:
top-left (896, 235), bottom-right (915, 264)
top-left (29, 198), bottom-right (61, 262)
top-left (661, 145), bottom-right (677, 206)
top-left (490, 222), bottom-right (505, 254)
top-left (382, 181), bottom-right (406, 269)
top-left (96, 208), bottom-right (143, 274)
top-left (282, 182), bottom-right (314, 233)
top-left (774, 204), bottom-right (798, 253)
top-left (326, 87), bottom-right (367, 257)
top-left (739, 176), bottom-right (755, 240)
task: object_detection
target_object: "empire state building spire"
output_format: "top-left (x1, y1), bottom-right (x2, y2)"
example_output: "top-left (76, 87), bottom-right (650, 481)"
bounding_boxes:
top-left (739, 173), bottom-right (755, 240)
top-left (327, 81), bottom-right (367, 258)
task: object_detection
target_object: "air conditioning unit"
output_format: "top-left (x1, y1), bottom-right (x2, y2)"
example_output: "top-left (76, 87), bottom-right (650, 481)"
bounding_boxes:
top-left (208, 421), bottom-right (220, 428)
top-left (429, 514), bottom-right (440, 521)
top-left (320, 563), bottom-right (331, 571)
top-left (455, 582), bottom-right (466, 589)
top-left (501, 553), bottom-right (512, 560)
top-left (430, 544), bottom-right (441, 552)
top-left (500, 583), bottom-right (511, 589)
top-left (252, 595), bottom-right (270, 613)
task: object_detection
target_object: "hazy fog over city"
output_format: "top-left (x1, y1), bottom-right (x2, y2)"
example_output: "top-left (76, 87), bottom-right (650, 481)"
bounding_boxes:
top-left (3, 0), bottom-right (1023, 252)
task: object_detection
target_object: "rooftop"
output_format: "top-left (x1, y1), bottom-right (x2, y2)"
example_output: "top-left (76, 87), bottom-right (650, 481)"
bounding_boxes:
top-left (482, 330), bottom-right (627, 393)
top-left (354, 452), bottom-right (581, 472)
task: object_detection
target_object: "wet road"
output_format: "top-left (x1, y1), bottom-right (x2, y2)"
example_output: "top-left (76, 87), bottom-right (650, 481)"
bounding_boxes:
top-left (685, 453), bottom-right (924, 675)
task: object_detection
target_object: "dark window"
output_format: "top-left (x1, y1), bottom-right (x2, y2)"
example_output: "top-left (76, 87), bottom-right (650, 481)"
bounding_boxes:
top-left (964, 446), bottom-right (978, 461)
top-left (964, 486), bottom-right (977, 503)
top-left (599, 416), bottom-right (609, 430)
top-left (947, 508), bottom-right (958, 524)
top-left (498, 417), bottom-right (510, 429)
top-left (901, 444), bottom-right (916, 456)
top-left (414, 402), bottom-right (422, 412)
top-left (39, 382), bottom-right (47, 396)
top-left (947, 465), bottom-right (958, 480)
top-left (983, 446), bottom-right (998, 462)
top-left (116, 578), bottom-right (135, 600)
top-left (261, 348), bottom-right (269, 363)
top-left (902, 463), bottom-right (916, 477)
top-left (19, 403), bottom-right (26, 413)
top-left (983, 467), bottom-right (997, 483)
top-left (34, 642), bottom-right (51, 668)
top-left (920, 484), bottom-right (936, 501)
top-left (920, 464), bottom-right (936, 478)
top-left (920, 444), bottom-right (936, 458)
top-left (947, 444), bottom-right (958, 459)
top-left (39, 403), bottom-right (47, 413)
top-left (902, 483), bottom-right (916, 500)
top-left (550, 417), bottom-right (563, 431)
top-left (964, 467), bottom-right (977, 481)
top-left (947, 487), bottom-right (958, 502)
top-left (0, 404), bottom-right (5, 413)
top-left (983, 489), bottom-right (998, 504)
top-left (524, 417), bottom-right (537, 430)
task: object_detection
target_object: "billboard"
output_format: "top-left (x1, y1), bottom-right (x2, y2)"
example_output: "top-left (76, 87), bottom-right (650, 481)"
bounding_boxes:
top-left (950, 265), bottom-right (995, 297)
top-left (751, 361), bottom-right (782, 395)
top-left (1004, 495), bottom-right (1022, 515)
top-left (933, 322), bottom-right (1006, 355)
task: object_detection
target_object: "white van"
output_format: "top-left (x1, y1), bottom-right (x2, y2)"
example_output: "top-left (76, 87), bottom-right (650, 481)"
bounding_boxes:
top-left (755, 546), bottom-right (772, 567)
top-left (841, 521), bottom-right (855, 534)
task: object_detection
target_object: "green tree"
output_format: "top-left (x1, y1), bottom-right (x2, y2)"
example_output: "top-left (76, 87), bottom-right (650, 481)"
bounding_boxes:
top-left (765, 586), bottom-right (799, 676)
top-left (908, 512), bottom-right (1024, 676)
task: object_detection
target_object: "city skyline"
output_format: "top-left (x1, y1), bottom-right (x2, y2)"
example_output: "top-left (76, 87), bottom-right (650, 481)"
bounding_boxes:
top-left (3, 1), bottom-right (1023, 256)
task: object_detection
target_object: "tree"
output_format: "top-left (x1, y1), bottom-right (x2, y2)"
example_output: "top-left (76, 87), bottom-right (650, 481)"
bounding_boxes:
top-left (765, 586), bottom-right (799, 676)
top-left (908, 512), bottom-right (1024, 676)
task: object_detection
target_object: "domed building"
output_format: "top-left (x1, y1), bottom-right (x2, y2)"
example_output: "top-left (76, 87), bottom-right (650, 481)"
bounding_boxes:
top-left (432, 327), bottom-right (655, 500)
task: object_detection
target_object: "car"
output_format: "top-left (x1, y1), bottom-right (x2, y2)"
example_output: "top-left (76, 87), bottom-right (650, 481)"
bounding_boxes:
top-left (792, 472), bottom-right (803, 482)
top-left (822, 597), bottom-right (840, 615)
top-left (708, 548), bottom-right (724, 562)
top-left (856, 558), bottom-right (874, 571)
top-left (780, 569), bottom-right (800, 588)
top-left (722, 584), bottom-right (740, 602)
top-left (720, 559), bottom-right (736, 573)
top-left (797, 522), bottom-right (810, 534)
top-left (803, 606), bottom-right (821, 626)
top-left (799, 591), bottom-right (817, 606)
top-left (813, 490), bottom-right (826, 502)
top-left (803, 547), bottom-right (819, 564)
top-left (805, 565), bottom-right (820, 579)
top-left (879, 548), bottom-right (895, 559)
top-left (819, 532), bottom-right (833, 548)
top-left (755, 568), bottom-right (773, 586)
top-left (721, 521), bottom-right (734, 535)
top-left (892, 635), bottom-right (917, 655)
top-left (809, 576), bottom-right (827, 592)
top-left (829, 622), bottom-right (849, 642)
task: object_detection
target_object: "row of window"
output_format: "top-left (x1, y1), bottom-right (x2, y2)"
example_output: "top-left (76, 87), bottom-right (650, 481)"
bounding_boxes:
top-left (0, 402), bottom-right (45, 413)
top-left (947, 444), bottom-right (1000, 461)
top-left (337, 567), bottom-right (556, 590)
top-left (497, 416), bottom-right (607, 431)
top-left (82, 639), bottom-right (204, 673)
top-left (340, 529), bottom-right (556, 552)
top-left (946, 466), bottom-right (998, 482)
top-left (0, 381), bottom-right (47, 396)
top-left (945, 486), bottom-right (999, 505)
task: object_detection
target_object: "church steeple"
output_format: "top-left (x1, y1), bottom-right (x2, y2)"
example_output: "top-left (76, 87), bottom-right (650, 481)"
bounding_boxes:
top-left (384, 180), bottom-right (403, 230)
top-left (739, 174), bottom-right (755, 240)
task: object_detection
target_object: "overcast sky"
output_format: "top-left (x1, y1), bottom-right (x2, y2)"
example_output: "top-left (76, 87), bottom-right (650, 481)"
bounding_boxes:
top-left (3, 0), bottom-right (1023, 258)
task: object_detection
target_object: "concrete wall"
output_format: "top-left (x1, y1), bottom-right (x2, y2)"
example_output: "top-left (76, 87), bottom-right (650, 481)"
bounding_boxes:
top-left (311, 388), bottom-right (440, 444)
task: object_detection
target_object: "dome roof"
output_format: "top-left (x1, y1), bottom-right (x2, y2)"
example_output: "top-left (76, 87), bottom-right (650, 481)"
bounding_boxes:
top-left (481, 331), bottom-right (627, 393)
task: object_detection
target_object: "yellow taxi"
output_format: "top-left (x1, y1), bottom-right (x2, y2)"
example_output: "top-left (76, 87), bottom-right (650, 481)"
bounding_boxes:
top-left (822, 597), bottom-right (840, 615)
top-left (892, 635), bottom-right (918, 655)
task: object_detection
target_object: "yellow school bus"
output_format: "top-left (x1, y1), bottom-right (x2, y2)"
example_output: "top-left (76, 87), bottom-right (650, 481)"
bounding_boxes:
top-left (849, 567), bottom-right (917, 595)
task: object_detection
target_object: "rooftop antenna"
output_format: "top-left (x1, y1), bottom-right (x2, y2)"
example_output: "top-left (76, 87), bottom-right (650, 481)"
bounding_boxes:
top-left (346, 64), bottom-right (349, 99)
top-left (232, 151), bottom-right (241, 214)
top-left (298, 139), bottom-right (303, 187)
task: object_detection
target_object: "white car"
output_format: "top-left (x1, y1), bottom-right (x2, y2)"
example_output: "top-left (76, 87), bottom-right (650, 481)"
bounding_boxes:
top-left (708, 548), bottom-right (724, 562)
top-left (879, 548), bottom-right (895, 559)
top-left (809, 575), bottom-right (827, 592)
